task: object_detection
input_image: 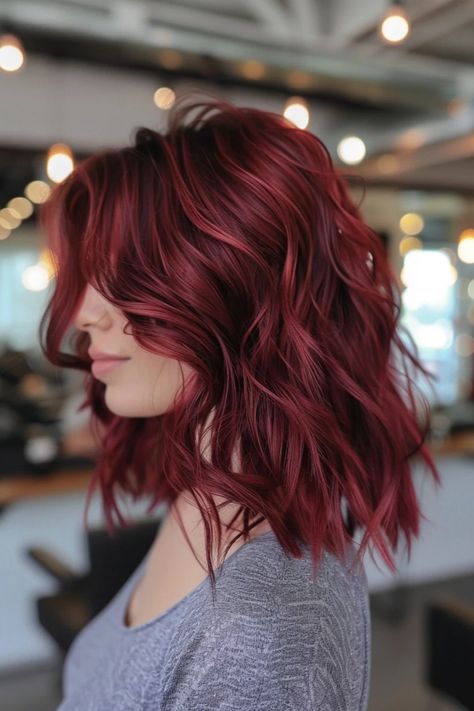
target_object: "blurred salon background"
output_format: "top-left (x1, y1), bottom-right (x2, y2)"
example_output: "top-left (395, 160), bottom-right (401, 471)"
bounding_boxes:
top-left (0, 1), bottom-right (473, 709)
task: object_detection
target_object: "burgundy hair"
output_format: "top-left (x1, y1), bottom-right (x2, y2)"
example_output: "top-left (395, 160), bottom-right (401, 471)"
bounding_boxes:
top-left (39, 92), bottom-right (441, 592)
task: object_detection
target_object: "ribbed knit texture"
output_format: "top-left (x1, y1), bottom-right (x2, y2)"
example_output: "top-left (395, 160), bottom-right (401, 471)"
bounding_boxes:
top-left (57, 529), bottom-right (371, 710)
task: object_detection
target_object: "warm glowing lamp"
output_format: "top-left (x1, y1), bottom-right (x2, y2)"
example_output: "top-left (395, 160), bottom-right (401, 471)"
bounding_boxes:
top-left (0, 33), bottom-right (25, 72)
top-left (46, 143), bottom-right (75, 183)
top-left (380, 1), bottom-right (410, 44)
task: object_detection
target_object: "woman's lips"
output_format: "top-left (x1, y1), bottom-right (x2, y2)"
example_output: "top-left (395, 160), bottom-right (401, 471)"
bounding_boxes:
top-left (91, 358), bottom-right (129, 377)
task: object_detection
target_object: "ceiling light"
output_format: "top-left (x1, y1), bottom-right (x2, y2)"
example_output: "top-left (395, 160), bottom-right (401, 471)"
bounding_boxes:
top-left (337, 136), bottom-right (366, 165)
top-left (46, 143), bottom-right (74, 183)
top-left (0, 33), bottom-right (25, 72)
top-left (458, 229), bottom-right (474, 264)
top-left (283, 97), bottom-right (309, 129)
top-left (380, 1), bottom-right (410, 44)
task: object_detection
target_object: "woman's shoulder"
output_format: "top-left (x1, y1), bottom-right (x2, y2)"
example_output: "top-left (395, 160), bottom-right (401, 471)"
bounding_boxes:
top-left (213, 529), bottom-right (368, 610)
top-left (157, 531), bottom-right (371, 710)
top-left (171, 528), bottom-right (370, 652)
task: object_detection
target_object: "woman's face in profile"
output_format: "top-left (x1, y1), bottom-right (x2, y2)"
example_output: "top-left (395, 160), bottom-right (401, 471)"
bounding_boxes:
top-left (73, 283), bottom-right (194, 418)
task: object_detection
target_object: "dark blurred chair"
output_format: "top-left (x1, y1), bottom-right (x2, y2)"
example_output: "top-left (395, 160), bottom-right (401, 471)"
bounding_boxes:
top-left (424, 598), bottom-right (474, 710)
top-left (25, 516), bottom-right (161, 654)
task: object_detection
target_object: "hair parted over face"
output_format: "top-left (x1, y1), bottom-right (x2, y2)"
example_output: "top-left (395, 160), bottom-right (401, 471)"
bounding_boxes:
top-left (71, 282), bottom-right (196, 419)
top-left (71, 282), bottom-right (234, 493)
top-left (38, 91), bottom-right (441, 592)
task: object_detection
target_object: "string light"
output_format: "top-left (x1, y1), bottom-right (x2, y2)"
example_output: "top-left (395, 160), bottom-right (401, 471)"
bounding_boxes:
top-left (7, 196), bottom-right (33, 219)
top-left (399, 213), bottom-right (424, 235)
top-left (153, 87), bottom-right (175, 109)
top-left (399, 236), bottom-right (422, 256)
top-left (25, 180), bottom-right (51, 204)
top-left (0, 207), bottom-right (21, 229)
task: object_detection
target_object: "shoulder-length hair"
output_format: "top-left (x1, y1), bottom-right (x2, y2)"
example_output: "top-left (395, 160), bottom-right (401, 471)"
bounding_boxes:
top-left (39, 92), bottom-right (441, 591)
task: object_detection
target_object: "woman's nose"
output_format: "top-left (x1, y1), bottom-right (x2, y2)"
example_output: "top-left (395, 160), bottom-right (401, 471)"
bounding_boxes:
top-left (73, 284), bottom-right (111, 331)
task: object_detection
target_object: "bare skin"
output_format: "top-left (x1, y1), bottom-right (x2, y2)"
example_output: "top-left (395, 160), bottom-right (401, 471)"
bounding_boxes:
top-left (125, 491), bottom-right (272, 628)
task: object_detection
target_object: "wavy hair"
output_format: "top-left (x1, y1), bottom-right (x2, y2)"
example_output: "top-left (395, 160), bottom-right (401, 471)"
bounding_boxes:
top-left (38, 92), bottom-right (441, 592)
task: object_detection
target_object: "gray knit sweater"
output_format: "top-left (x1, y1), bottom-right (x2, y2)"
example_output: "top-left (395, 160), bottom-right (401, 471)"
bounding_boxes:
top-left (57, 529), bottom-right (371, 710)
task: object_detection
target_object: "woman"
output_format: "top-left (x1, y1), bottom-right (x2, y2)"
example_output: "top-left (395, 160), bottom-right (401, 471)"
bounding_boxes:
top-left (39, 94), bottom-right (440, 710)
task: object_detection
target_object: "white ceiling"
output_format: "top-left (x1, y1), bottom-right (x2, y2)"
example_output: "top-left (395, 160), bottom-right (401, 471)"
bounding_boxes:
top-left (0, 0), bottom-right (473, 191)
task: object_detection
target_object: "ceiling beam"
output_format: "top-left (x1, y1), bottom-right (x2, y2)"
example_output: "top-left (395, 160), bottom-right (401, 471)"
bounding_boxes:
top-left (0, 0), bottom-right (457, 112)
top-left (286, 0), bottom-right (322, 38)
top-left (353, 130), bottom-right (474, 195)
top-left (326, 0), bottom-right (387, 41)
top-left (238, 0), bottom-right (295, 37)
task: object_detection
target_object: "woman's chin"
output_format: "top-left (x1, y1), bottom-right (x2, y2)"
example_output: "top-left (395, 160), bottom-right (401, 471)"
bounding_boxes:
top-left (103, 390), bottom-right (162, 418)
top-left (103, 391), bottom-right (140, 418)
